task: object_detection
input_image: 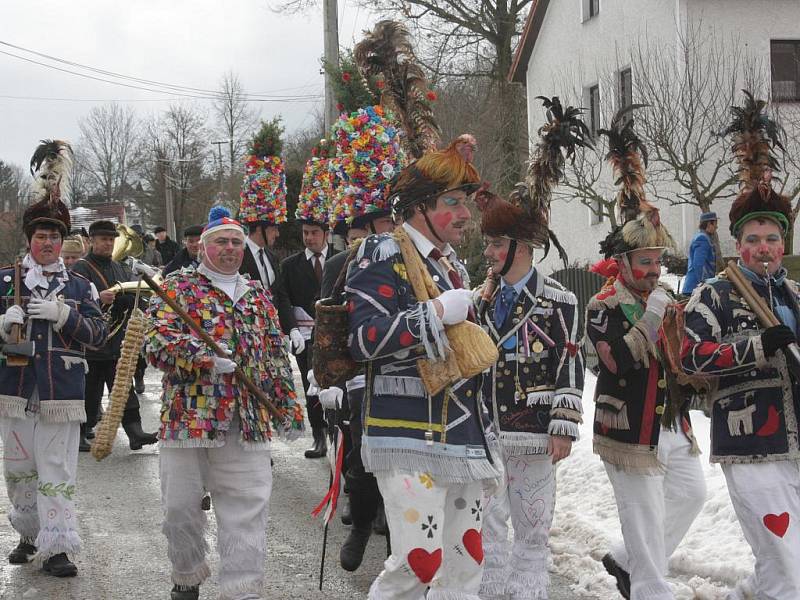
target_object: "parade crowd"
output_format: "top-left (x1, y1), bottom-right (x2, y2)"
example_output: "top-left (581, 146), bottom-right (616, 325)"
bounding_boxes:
top-left (2, 20), bottom-right (800, 600)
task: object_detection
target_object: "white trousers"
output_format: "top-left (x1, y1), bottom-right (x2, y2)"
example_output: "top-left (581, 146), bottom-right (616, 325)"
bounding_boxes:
top-left (369, 471), bottom-right (486, 600)
top-left (160, 440), bottom-right (272, 600)
top-left (604, 428), bottom-right (706, 600)
top-left (0, 415), bottom-right (80, 560)
top-left (722, 460), bottom-right (800, 600)
top-left (481, 454), bottom-right (555, 600)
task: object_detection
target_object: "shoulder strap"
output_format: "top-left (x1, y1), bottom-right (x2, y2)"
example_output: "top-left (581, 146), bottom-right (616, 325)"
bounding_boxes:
top-left (78, 257), bottom-right (110, 290)
top-left (331, 240), bottom-right (365, 299)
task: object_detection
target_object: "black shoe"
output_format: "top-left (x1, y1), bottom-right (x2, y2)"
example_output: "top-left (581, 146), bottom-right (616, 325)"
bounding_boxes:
top-left (171, 584), bottom-right (200, 600)
top-left (340, 498), bottom-right (352, 526)
top-left (122, 421), bottom-right (158, 451)
top-left (602, 553), bottom-right (631, 599)
top-left (340, 526), bottom-right (371, 572)
top-left (201, 495), bottom-right (211, 511)
top-left (304, 428), bottom-right (327, 459)
top-left (134, 374), bottom-right (146, 394)
top-left (79, 435), bottom-right (91, 452)
top-left (8, 539), bottom-right (36, 564)
top-left (42, 553), bottom-right (77, 577)
top-left (373, 506), bottom-right (388, 536)
top-left (85, 429), bottom-right (95, 440)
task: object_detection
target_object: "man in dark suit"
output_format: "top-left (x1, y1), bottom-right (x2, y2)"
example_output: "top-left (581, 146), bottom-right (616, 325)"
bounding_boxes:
top-left (154, 226), bottom-right (180, 265)
top-left (239, 220), bottom-right (296, 336)
top-left (280, 219), bottom-right (337, 458)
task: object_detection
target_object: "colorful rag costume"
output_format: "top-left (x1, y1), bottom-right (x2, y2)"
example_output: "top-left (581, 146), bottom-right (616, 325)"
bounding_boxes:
top-left (145, 207), bottom-right (300, 600)
top-left (587, 107), bottom-right (705, 600)
top-left (474, 97), bottom-right (588, 600)
top-left (0, 140), bottom-right (106, 572)
top-left (682, 91), bottom-right (800, 599)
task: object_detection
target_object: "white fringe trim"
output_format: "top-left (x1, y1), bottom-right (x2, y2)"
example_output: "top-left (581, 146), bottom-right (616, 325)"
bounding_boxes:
top-left (541, 283), bottom-right (577, 306)
top-left (8, 509), bottom-right (40, 538)
top-left (547, 419), bottom-right (580, 439)
top-left (595, 406), bottom-right (630, 431)
top-left (526, 391), bottom-right (553, 407)
top-left (0, 395), bottom-right (27, 420)
top-left (34, 530), bottom-right (81, 563)
top-left (172, 562), bottom-right (212, 587)
top-left (373, 375), bottom-right (426, 398)
top-left (498, 432), bottom-right (549, 456)
top-left (595, 437), bottom-right (663, 475)
top-left (552, 393), bottom-right (582, 413)
top-left (365, 447), bottom-right (502, 483)
top-left (506, 567), bottom-right (549, 600)
top-left (426, 589), bottom-right (482, 600)
top-left (39, 400), bottom-right (86, 423)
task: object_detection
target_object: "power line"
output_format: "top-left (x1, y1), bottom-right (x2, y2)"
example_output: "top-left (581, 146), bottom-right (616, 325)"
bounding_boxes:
top-left (0, 40), bottom-right (323, 101)
top-left (0, 93), bottom-right (322, 103)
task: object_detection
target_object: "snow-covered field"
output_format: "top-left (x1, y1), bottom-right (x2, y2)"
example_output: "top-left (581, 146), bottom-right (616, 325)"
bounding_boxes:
top-left (551, 372), bottom-right (754, 599)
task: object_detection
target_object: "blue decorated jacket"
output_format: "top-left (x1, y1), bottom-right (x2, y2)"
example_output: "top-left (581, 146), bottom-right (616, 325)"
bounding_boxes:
top-left (478, 269), bottom-right (584, 456)
top-left (346, 224), bottom-right (502, 483)
top-left (682, 265), bottom-right (800, 464)
top-left (0, 260), bottom-right (107, 422)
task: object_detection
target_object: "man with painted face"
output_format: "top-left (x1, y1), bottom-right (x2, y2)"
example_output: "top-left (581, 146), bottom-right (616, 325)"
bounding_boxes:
top-left (347, 138), bottom-right (503, 600)
top-left (0, 140), bottom-right (106, 577)
top-left (473, 98), bottom-right (586, 600)
top-left (145, 206), bottom-right (301, 600)
top-left (682, 95), bottom-right (800, 599)
top-left (587, 112), bottom-right (706, 600)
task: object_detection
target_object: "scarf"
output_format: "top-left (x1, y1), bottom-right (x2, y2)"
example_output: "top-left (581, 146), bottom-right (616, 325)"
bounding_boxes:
top-left (22, 253), bottom-right (66, 292)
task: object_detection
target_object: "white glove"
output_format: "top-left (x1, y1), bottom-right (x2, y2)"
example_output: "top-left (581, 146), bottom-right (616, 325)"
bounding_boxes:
top-left (645, 287), bottom-right (670, 319)
top-left (27, 298), bottom-right (69, 325)
top-left (2, 305), bottom-right (25, 333)
top-left (306, 369), bottom-right (321, 396)
top-left (130, 259), bottom-right (157, 279)
top-left (437, 289), bottom-right (474, 325)
top-left (211, 356), bottom-right (237, 376)
top-left (289, 328), bottom-right (306, 355)
top-left (319, 387), bottom-right (344, 410)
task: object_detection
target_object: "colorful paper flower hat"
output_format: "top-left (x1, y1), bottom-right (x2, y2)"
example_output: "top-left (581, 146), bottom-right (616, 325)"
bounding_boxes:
top-left (239, 118), bottom-right (287, 225)
top-left (297, 139), bottom-right (335, 227)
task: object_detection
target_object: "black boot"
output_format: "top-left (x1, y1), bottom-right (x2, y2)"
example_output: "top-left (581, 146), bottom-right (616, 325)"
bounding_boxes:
top-left (85, 428), bottom-right (95, 440)
top-left (42, 553), bottom-right (78, 577)
top-left (201, 494), bottom-right (211, 511)
top-left (78, 434), bottom-right (91, 452)
top-left (340, 497), bottom-right (352, 525)
top-left (171, 584), bottom-right (200, 600)
top-left (602, 553), bottom-right (631, 599)
top-left (8, 538), bottom-right (36, 564)
top-left (304, 427), bottom-right (327, 459)
top-left (134, 372), bottom-right (146, 394)
top-left (373, 504), bottom-right (388, 536)
top-left (340, 472), bottom-right (381, 572)
top-left (122, 421), bottom-right (158, 451)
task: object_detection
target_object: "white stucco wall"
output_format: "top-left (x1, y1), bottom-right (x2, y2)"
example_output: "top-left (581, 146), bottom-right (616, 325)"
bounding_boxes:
top-left (523, 0), bottom-right (800, 273)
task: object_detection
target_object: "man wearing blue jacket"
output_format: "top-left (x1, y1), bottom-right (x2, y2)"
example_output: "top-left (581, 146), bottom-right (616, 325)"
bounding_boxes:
top-left (0, 140), bottom-right (106, 577)
top-left (681, 212), bottom-right (718, 295)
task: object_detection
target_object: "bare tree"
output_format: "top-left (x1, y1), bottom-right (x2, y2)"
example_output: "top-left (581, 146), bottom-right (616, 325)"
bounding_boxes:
top-left (213, 71), bottom-right (261, 181)
top-left (141, 104), bottom-right (212, 235)
top-left (0, 161), bottom-right (29, 262)
top-left (77, 104), bottom-right (144, 204)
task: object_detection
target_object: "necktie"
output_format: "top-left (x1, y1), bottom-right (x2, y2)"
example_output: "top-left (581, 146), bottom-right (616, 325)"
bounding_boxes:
top-left (429, 248), bottom-right (463, 289)
top-left (258, 248), bottom-right (271, 287)
top-left (494, 285), bottom-right (517, 328)
top-left (313, 252), bottom-right (323, 283)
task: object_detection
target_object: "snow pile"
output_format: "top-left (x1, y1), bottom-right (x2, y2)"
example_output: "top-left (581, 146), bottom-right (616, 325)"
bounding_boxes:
top-left (550, 372), bottom-right (754, 599)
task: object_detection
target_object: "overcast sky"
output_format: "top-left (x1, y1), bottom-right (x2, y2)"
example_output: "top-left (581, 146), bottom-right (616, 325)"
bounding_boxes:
top-left (0, 0), bottom-right (375, 170)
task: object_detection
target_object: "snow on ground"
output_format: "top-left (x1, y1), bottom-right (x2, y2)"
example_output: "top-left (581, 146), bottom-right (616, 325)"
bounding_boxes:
top-left (550, 372), bottom-right (754, 599)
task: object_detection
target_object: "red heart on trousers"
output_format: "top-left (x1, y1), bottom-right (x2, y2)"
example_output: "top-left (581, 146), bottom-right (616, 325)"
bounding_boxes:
top-left (462, 528), bottom-right (483, 564)
top-left (763, 512), bottom-right (790, 538)
top-left (407, 547), bottom-right (442, 584)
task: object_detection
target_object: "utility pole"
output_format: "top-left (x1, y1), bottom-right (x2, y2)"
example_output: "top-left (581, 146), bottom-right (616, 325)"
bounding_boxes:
top-left (211, 140), bottom-right (230, 200)
top-left (323, 0), bottom-right (340, 133)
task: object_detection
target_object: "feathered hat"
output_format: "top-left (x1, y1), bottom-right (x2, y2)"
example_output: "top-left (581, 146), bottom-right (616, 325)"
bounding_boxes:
top-left (597, 105), bottom-right (674, 259)
top-left (239, 120), bottom-right (288, 226)
top-left (478, 97), bottom-right (592, 265)
top-left (23, 139), bottom-right (73, 237)
top-left (723, 90), bottom-right (790, 237)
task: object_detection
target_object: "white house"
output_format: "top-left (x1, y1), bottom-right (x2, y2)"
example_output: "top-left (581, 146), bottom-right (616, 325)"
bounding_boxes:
top-left (509, 0), bottom-right (800, 273)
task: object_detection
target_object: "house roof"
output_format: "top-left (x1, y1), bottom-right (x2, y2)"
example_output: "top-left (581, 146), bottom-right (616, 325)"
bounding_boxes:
top-left (508, 0), bottom-right (551, 84)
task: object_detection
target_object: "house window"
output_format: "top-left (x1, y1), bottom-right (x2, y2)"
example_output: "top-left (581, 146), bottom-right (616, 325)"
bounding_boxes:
top-left (589, 84), bottom-right (601, 136)
top-left (771, 40), bottom-right (800, 101)
top-left (619, 68), bottom-right (633, 109)
top-left (590, 199), bottom-right (605, 225)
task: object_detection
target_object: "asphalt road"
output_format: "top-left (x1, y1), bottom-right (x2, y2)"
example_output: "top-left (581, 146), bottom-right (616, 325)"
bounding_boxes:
top-left (0, 366), bottom-right (587, 600)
